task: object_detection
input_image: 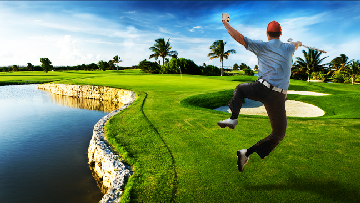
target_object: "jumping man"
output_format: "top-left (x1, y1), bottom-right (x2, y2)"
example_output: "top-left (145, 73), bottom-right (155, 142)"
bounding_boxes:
top-left (218, 19), bottom-right (302, 172)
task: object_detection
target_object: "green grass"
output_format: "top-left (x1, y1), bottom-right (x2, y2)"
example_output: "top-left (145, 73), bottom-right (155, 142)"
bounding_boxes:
top-left (2, 70), bottom-right (360, 202)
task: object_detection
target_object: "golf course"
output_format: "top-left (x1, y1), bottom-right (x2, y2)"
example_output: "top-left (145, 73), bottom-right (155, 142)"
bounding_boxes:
top-left (1, 70), bottom-right (359, 203)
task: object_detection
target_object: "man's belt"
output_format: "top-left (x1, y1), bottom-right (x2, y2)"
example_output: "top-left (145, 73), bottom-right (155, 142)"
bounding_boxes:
top-left (257, 79), bottom-right (287, 95)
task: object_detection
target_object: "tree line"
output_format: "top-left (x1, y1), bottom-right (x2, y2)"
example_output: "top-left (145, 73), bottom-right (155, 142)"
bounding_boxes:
top-left (139, 38), bottom-right (252, 76)
top-left (2, 37), bottom-right (359, 84)
top-left (143, 37), bottom-right (359, 83)
top-left (0, 55), bottom-right (127, 73)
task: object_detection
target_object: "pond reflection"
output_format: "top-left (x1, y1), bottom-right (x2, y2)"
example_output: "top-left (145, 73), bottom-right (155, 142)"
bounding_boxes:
top-left (38, 88), bottom-right (125, 197)
top-left (41, 90), bottom-right (124, 113)
top-left (0, 85), bottom-right (105, 203)
top-left (89, 164), bottom-right (108, 194)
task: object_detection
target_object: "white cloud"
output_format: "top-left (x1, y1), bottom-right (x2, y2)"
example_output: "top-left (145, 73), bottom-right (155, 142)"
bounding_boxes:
top-left (189, 25), bottom-right (203, 33)
top-left (281, 13), bottom-right (327, 29)
top-left (123, 39), bottom-right (135, 49)
top-left (248, 57), bottom-right (258, 66)
top-left (160, 13), bottom-right (175, 19)
top-left (0, 51), bottom-right (14, 59)
top-left (0, 1), bottom-right (359, 68)
top-left (234, 24), bottom-right (266, 40)
top-left (73, 13), bottom-right (97, 20)
top-left (330, 39), bottom-right (360, 61)
top-left (86, 54), bottom-right (93, 59)
top-left (281, 13), bottom-right (328, 45)
top-left (207, 60), bottom-right (214, 65)
top-left (56, 35), bottom-right (84, 63)
top-left (0, 4), bottom-right (158, 66)
top-left (172, 37), bottom-right (214, 45)
top-left (159, 27), bottom-right (172, 34)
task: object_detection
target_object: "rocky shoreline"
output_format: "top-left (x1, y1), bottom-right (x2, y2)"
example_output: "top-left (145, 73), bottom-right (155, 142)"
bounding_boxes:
top-left (38, 84), bottom-right (136, 203)
top-left (88, 103), bottom-right (135, 202)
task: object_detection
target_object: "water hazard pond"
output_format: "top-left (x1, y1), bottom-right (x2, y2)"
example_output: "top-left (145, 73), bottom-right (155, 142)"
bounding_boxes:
top-left (0, 84), bottom-right (121, 203)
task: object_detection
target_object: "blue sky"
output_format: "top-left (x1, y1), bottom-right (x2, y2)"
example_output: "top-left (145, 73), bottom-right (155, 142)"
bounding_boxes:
top-left (1, 1), bottom-right (359, 68)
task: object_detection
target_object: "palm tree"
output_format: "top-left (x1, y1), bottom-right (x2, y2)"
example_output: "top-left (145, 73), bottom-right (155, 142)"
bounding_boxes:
top-left (346, 60), bottom-right (360, 85)
top-left (149, 38), bottom-right (178, 74)
top-left (113, 55), bottom-right (123, 71)
top-left (207, 40), bottom-right (236, 76)
top-left (292, 49), bottom-right (328, 82)
top-left (329, 54), bottom-right (350, 75)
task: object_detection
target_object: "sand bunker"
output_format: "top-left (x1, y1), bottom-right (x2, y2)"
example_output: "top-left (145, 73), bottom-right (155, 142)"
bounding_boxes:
top-left (287, 90), bottom-right (330, 96)
top-left (214, 91), bottom-right (329, 117)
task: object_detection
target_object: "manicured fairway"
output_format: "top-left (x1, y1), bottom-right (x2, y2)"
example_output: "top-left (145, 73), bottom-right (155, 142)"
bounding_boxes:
top-left (2, 70), bottom-right (359, 203)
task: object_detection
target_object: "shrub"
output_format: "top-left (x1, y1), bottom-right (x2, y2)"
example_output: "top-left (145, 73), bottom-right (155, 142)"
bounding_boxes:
top-left (223, 72), bottom-right (240, 76)
top-left (344, 75), bottom-right (352, 83)
top-left (179, 58), bottom-right (202, 75)
top-left (164, 58), bottom-right (180, 74)
top-left (32, 66), bottom-right (41, 71)
top-left (310, 71), bottom-right (327, 81)
top-left (332, 71), bottom-right (350, 83)
top-left (138, 59), bottom-right (161, 74)
top-left (233, 63), bottom-right (239, 70)
top-left (164, 58), bottom-right (203, 75)
top-left (355, 74), bottom-right (360, 83)
top-left (86, 63), bottom-right (98, 71)
top-left (202, 65), bottom-right (221, 76)
top-left (244, 69), bottom-right (254, 76)
top-left (291, 71), bottom-right (308, 81)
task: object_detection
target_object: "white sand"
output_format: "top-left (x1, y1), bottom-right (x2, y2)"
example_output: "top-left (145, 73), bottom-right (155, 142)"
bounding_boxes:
top-left (287, 90), bottom-right (330, 96)
top-left (214, 91), bottom-right (329, 117)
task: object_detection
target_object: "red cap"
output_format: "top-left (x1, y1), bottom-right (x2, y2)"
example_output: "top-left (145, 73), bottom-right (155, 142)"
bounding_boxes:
top-left (267, 21), bottom-right (282, 33)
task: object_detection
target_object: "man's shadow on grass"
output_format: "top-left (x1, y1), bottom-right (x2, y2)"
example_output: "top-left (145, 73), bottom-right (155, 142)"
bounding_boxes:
top-left (247, 174), bottom-right (359, 203)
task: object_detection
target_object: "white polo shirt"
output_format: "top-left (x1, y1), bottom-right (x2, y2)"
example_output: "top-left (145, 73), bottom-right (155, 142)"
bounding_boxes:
top-left (244, 37), bottom-right (295, 90)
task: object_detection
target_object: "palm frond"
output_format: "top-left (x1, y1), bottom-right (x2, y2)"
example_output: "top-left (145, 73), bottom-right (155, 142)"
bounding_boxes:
top-left (149, 53), bottom-right (159, 60)
top-left (224, 49), bottom-right (236, 55)
top-left (207, 53), bottom-right (218, 58)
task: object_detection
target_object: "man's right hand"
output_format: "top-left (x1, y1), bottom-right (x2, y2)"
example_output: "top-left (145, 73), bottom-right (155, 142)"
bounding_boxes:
top-left (292, 41), bottom-right (302, 50)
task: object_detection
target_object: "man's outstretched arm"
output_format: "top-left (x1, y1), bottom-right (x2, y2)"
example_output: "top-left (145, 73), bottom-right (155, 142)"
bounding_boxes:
top-left (222, 20), bottom-right (248, 48)
top-left (291, 41), bottom-right (302, 51)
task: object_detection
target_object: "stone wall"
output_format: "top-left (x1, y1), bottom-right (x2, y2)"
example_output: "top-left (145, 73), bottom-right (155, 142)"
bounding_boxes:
top-left (40, 88), bottom-right (126, 113)
top-left (38, 83), bottom-right (134, 104)
top-left (88, 103), bottom-right (135, 203)
top-left (38, 84), bottom-right (136, 203)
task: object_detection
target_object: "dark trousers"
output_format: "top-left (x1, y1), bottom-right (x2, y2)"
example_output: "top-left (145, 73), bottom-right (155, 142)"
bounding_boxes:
top-left (228, 81), bottom-right (287, 159)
